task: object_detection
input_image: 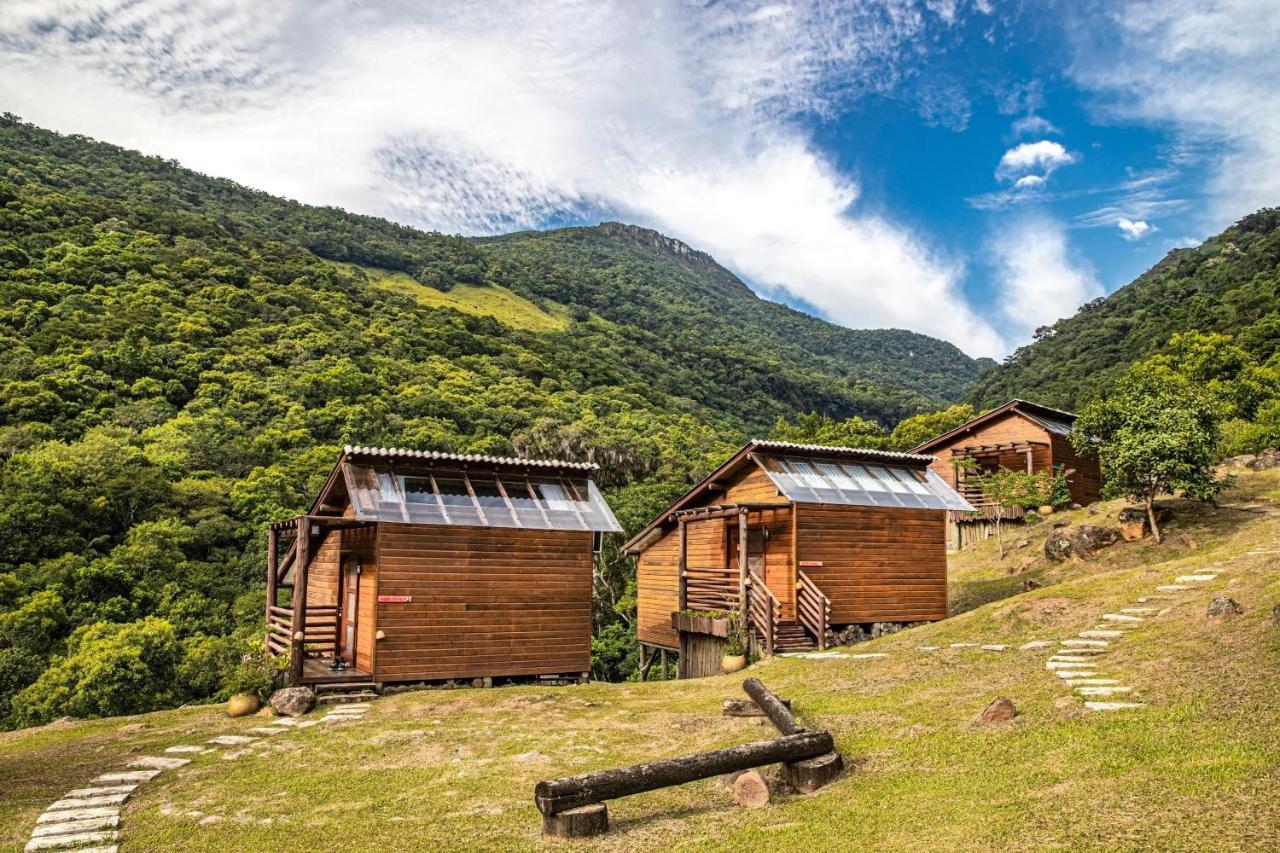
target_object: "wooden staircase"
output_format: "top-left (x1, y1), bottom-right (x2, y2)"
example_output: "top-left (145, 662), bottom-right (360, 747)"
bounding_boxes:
top-left (746, 571), bottom-right (832, 655)
top-left (772, 621), bottom-right (817, 653)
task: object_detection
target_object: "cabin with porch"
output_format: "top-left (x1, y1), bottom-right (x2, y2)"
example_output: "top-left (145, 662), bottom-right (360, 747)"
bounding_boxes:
top-left (909, 399), bottom-right (1103, 548)
top-left (623, 440), bottom-right (973, 677)
top-left (265, 446), bottom-right (621, 692)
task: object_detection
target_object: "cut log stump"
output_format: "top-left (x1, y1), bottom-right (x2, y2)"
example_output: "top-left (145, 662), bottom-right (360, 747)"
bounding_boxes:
top-left (732, 770), bottom-right (771, 808)
top-left (782, 750), bottom-right (844, 793)
top-left (542, 803), bottom-right (608, 838)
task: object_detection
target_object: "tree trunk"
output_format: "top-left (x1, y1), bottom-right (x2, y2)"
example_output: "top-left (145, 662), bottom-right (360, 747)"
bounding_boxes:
top-left (533, 730), bottom-right (834, 815)
top-left (742, 678), bottom-right (803, 735)
top-left (1146, 490), bottom-right (1162, 544)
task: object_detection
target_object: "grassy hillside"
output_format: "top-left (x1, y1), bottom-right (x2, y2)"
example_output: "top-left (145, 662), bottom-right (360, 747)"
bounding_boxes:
top-left (5, 471), bottom-right (1277, 851)
top-left (971, 209), bottom-right (1280, 411)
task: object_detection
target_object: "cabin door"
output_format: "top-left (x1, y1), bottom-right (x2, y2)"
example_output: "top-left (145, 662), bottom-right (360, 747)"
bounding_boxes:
top-left (339, 558), bottom-right (360, 665)
top-left (729, 524), bottom-right (767, 584)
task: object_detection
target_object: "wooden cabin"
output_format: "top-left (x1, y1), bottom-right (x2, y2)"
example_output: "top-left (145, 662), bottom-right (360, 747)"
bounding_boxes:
top-left (265, 446), bottom-right (621, 690)
top-left (909, 400), bottom-right (1103, 548)
top-left (622, 441), bottom-right (972, 676)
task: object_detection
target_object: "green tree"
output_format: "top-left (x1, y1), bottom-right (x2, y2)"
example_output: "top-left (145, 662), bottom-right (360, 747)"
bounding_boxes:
top-left (888, 403), bottom-right (976, 450)
top-left (1073, 360), bottom-right (1225, 543)
top-left (769, 412), bottom-right (888, 448)
top-left (971, 466), bottom-right (1044, 558)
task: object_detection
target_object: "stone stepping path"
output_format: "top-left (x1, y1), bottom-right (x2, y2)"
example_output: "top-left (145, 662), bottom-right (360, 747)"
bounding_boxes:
top-left (23, 698), bottom-right (377, 852)
top-left (1042, 564), bottom-right (1228, 713)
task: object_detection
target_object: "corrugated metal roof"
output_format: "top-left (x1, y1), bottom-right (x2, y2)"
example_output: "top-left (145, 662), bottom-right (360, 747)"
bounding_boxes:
top-left (343, 445), bottom-right (598, 471)
top-left (748, 439), bottom-right (936, 464)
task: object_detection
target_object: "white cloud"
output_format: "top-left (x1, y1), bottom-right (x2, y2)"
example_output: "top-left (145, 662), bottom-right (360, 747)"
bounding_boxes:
top-left (1013, 174), bottom-right (1046, 190)
top-left (1116, 218), bottom-right (1155, 240)
top-left (1067, 0), bottom-right (1280, 225)
top-left (995, 140), bottom-right (1078, 182)
top-left (989, 215), bottom-right (1103, 343)
top-left (0, 0), bottom-right (1007, 356)
top-left (1010, 115), bottom-right (1059, 138)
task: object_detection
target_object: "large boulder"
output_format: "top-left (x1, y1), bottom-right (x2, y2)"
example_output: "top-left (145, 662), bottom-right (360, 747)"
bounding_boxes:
top-left (1206, 597), bottom-right (1244, 621)
top-left (269, 686), bottom-right (315, 717)
top-left (1044, 525), bottom-right (1121, 562)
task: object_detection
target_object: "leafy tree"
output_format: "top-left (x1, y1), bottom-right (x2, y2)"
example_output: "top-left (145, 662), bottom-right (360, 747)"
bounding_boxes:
top-left (769, 412), bottom-right (888, 448)
top-left (1073, 360), bottom-right (1225, 543)
top-left (888, 403), bottom-right (976, 450)
top-left (970, 466), bottom-right (1045, 558)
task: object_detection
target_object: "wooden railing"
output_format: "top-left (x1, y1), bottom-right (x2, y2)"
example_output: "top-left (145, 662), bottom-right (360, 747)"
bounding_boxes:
top-left (265, 604), bottom-right (339, 658)
top-left (683, 566), bottom-right (740, 612)
top-left (796, 571), bottom-right (832, 651)
top-left (746, 572), bottom-right (781, 657)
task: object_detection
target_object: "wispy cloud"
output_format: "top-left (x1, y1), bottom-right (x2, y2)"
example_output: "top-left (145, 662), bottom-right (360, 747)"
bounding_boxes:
top-left (1010, 114), bottom-right (1059, 138)
top-left (0, 0), bottom-right (1008, 356)
top-left (989, 214), bottom-right (1103, 343)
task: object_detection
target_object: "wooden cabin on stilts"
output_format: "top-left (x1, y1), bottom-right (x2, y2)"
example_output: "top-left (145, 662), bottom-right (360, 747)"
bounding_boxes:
top-left (909, 400), bottom-right (1102, 549)
top-left (265, 446), bottom-right (621, 693)
top-left (624, 440), bottom-right (973, 678)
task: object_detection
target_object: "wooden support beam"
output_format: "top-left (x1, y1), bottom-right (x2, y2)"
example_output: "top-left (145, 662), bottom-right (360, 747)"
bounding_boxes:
top-left (660, 648), bottom-right (668, 681)
top-left (532, 730), bottom-right (834, 816)
top-left (287, 516), bottom-right (311, 686)
top-left (737, 509), bottom-right (749, 625)
top-left (677, 518), bottom-right (688, 612)
top-left (265, 526), bottom-right (278, 652)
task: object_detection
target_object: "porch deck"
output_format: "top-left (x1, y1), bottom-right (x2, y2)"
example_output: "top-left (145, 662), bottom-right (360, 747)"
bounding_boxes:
top-left (299, 657), bottom-right (374, 685)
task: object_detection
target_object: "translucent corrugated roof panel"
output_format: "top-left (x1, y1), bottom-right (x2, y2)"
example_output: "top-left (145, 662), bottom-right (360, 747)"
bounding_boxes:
top-left (342, 463), bottom-right (623, 532)
top-left (757, 455), bottom-right (974, 512)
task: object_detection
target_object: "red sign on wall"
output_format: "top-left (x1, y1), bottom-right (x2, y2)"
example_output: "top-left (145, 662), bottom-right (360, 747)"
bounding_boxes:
top-left (377, 595), bottom-right (412, 603)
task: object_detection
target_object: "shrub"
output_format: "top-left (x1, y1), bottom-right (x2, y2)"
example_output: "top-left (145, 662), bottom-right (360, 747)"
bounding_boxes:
top-left (223, 642), bottom-right (284, 701)
top-left (177, 633), bottom-right (242, 700)
top-left (9, 617), bottom-right (181, 726)
top-left (0, 590), bottom-right (69, 656)
top-left (0, 647), bottom-right (43, 725)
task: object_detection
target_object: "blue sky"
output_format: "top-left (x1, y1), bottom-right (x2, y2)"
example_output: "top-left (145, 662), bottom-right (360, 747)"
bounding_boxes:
top-left (1, 1), bottom-right (1276, 358)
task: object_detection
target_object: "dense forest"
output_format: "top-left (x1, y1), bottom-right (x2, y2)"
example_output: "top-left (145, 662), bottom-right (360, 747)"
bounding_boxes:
top-left (0, 117), bottom-right (988, 728)
top-left (971, 209), bottom-right (1280, 410)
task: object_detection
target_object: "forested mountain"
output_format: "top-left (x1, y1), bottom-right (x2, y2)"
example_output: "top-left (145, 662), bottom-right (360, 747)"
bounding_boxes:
top-left (971, 209), bottom-right (1280, 410)
top-left (0, 116), bottom-right (984, 727)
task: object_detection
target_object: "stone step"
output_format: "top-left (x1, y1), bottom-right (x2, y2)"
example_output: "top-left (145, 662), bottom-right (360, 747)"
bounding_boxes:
top-left (30, 816), bottom-right (119, 838)
top-left (163, 745), bottom-right (205, 754)
top-left (47, 794), bottom-right (128, 810)
top-left (1018, 640), bottom-right (1054, 650)
top-left (91, 770), bottom-right (159, 785)
top-left (37, 806), bottom-right (119, 825)
top-left (1076, 686), bottom-right (1134, 696)
top-left (949, 643), bottom-right (977, 649)
top-left (63, 786), bottom-right (136, 799)
top-left (206, 735), bottom-right (257, 746)
top-left (1156, 585), bottom-right (1190, 592)
top-left (916, 646), bottom-right (939, 651)
top-left (316, 692), bottom-right (378, 705)
top-left (1049, 655), bottom-right (1096, 664)
top-left (1079, 630), bottom-right (1124, 639)
top-left (1084, 701), bottom-right (1144, 711)
top-left (128, 755), bottom-right (190, 771)
top-left (980, 644), bottom-right (1007, 651)
top-left (1061, 678), bottom-right (1121, 686)
top-left (1175, 574), bottom-right (1217, 582)
top-left (24, 831), bottom-right (118, 852)
top-left (1101, 613), bottom-right (1142, 623)
top-left (314, 681), bottom-right (377, 694)
top-left (849, 652), bottom-right (888, 659)
top-left (1121, 607), bottom-right (1159, 614)
top-left (1047, 660), bottom-right (1099, 670)
top-left (1061, 639), bottom-right (1108, 648)
top-left (1055, 670), bottom-right (1099, 679)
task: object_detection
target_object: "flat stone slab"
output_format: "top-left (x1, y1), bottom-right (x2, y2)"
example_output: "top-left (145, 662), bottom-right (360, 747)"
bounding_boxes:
top-left (164, 745), bottom-right (205, 754)
top-left (916, 646), bottom-right (939, 651)
top-left (1047, 660), bottom-right (1097, 669)
top-left (1062, 678), bottom-right (1122, 686)
top-left (64, 785), bottom-right (136, 799)
top-left (1054, 670), bottom-right (1098, 679)
top-left (1084, 701), bottom-right (1144, 711)
top-left (207, 735), bottom-right (257, 746)
top-left (91, 770), bottom-right (160, 784)
top-left (293, 720), bottom-right (319, 729)
top-left (849, 653), bottom-right (889, 659)
top-left (30, 816), bottom-right (119, 838)
top-left (1156, 585), bottom-right (1190, 592)
top-left (48, 794), bottom-right (129, 810)
top-left (1056, 646), bottom-right (1107, 655)
top-left (247, 726), bottom-right (288, 736)
top-left (24, 831), bottom-right (118, 852)
top-left (1175, 574), bottom-right (1217, 582)
top-left (1121, 607), bottom-right (1159, 614)
top-left (128, 755), bottom-right (190, 770)
top-left (1018, 640), bottom-right (1053, 650)
top-left (980, 644), bottom-right (1007, 651)
top-left (949, 643), bottom-right (977, 649)
top-left (1076, 686), bottom-right (1134, 696)
top-left (1061, 639), bottom-right (1108, 648)
top-left (37, 806), bottom-right (120, 824)
top-left (1101, 613), bottom-right (1142, 622)
top-left (1079, 630), bottom-right (1124, 639)
top-left (267, 718), bottom-right (306, 727)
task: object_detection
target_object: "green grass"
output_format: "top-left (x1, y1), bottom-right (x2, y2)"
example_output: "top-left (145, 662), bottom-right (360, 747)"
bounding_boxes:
top-left (332, 261), bottom-right (571, 332)
top-left (4, 474), bottom-right (1280, 851)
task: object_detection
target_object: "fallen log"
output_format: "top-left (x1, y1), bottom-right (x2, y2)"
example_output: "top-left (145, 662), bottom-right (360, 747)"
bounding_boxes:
top-left (722, 697), bottom-right (791, 717)
top-left (742, 677), bottom-right (844, 792)
top-left (742, 678), bottom-right (804, 734)
top-left (533, 730), bottom-right (834, 816)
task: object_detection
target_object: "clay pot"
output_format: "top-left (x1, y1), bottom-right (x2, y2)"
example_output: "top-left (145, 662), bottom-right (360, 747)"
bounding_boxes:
top-left (227, 693), bottom-right (261, 717)
top-left (721, 654), bottom-right (746, 674)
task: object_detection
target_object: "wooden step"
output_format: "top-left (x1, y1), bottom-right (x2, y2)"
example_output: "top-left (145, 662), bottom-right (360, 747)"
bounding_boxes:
top-left (314, 680), bottom-right (377, 694)
top-left (317, 691), bottom-right (377, 705)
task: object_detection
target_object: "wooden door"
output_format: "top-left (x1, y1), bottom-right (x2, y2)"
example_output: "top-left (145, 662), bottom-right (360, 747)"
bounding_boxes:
top-left (339, 558), bottom-right (360, 665)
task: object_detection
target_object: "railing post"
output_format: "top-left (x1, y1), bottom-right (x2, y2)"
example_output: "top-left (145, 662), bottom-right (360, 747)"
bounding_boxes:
top-left (288, 516), bottom-right (310, 686)
top-left (737, 510), bottom-right (748, 625)
top-left (677, 517), bottom-right (688, 612)
top-left (265, 526), bottom-right (278, 653)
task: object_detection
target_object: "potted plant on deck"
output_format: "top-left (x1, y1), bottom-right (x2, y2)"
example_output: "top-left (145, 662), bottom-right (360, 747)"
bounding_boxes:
top-left (721, 617), bottom-right (747, 674)
top-left (224, 644), bottom-right (284, 717)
